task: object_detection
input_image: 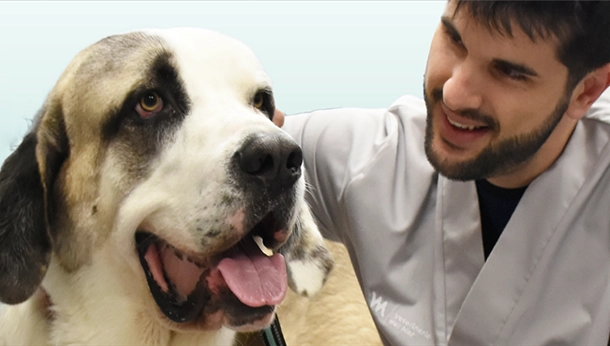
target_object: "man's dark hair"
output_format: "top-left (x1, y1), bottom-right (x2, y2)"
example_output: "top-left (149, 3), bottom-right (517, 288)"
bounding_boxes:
top-left (454, 0), bottom-right (610, 91)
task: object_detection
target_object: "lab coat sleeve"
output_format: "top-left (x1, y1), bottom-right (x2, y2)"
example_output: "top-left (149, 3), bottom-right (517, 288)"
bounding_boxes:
top-left (283, 107), bottom-right (389, 243)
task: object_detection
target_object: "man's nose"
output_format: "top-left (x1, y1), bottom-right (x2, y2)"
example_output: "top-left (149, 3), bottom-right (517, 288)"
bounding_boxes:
top-left (442, 62), bottom-right (483, 111)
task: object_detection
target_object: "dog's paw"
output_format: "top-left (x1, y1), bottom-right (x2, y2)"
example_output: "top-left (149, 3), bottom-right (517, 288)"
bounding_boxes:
top-left (282, 200), bottom-right (334, 297)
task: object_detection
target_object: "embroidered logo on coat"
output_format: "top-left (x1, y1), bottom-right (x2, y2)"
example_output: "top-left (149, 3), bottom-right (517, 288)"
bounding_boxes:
top-left (369, 291), bottom-right (432, 340)
top-left (370, 291), bottom-right (388, 318)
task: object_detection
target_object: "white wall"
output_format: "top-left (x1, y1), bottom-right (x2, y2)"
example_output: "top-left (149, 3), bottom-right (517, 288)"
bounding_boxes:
top-left (0, 1), bottom-right (445, 162)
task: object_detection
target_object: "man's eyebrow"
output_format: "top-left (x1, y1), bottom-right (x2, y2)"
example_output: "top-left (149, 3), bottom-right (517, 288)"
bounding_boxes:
top-left (441, 16), bottom-right (462, 42)
top-left (493, 59), bottom-right (539, 78)
top-left (441, 15), bottom-right (539, 79)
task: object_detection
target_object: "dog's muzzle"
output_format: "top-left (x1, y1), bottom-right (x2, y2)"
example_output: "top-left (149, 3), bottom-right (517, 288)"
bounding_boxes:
top-left (133, 131), bottom-right (306, 328)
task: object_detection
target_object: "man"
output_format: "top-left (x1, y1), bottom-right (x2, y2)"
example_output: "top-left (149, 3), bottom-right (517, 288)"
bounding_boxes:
top-left (276, 1), bottom-right (610, 345)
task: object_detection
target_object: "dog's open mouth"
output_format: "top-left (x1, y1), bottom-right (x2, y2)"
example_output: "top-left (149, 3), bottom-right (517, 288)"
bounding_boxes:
top-left (135, 212), bottom-right (288, 325)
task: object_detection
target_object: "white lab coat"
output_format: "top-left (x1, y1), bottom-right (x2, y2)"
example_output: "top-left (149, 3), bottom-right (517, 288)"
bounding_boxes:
top-left (283, 89), bottom-right (610, 345)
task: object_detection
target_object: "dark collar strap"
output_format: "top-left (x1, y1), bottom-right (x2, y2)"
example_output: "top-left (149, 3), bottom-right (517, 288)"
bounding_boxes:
top-left (261, 316), bottom-right (287, 346)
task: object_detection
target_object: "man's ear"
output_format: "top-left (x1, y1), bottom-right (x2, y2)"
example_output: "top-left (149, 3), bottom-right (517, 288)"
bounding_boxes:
top-left (566, 63), bottom-right (610, 121)
top-left (0, 102), bottom-right (69, 305)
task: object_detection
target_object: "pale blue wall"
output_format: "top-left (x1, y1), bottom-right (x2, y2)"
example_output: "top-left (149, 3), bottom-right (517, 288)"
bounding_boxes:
top-left (0, 1), bottom-right (446, 162)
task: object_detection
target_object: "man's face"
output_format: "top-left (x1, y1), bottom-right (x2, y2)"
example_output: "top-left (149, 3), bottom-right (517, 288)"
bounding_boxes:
top-left (423, 1), bottom-right (571, 183)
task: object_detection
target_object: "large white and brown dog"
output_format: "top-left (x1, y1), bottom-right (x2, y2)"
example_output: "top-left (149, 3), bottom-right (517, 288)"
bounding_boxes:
top-left (0, 28), bottom-right (335, 346)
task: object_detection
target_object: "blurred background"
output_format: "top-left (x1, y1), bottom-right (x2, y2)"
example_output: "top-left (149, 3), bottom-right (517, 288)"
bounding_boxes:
top-left (0, 1), bottom-right (445, 163)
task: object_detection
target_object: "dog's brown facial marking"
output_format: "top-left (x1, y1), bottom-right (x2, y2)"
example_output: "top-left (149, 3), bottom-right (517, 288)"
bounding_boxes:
top-left (33, 33), bottom-right (185, 272)
top-left (0, 33), bottom-right (172, 296)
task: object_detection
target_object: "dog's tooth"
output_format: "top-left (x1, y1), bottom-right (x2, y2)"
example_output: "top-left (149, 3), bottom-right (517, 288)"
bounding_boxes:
top-left (253, 235), bottom-right (274, 257)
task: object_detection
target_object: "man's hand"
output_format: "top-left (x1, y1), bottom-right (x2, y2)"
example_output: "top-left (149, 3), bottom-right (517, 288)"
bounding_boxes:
top-left (273, 109), bottom-right (285, 127)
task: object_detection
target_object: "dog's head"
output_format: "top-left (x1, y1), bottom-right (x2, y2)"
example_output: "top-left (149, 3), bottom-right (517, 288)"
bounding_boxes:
top-left (0, 28), bottom-right (332, 332)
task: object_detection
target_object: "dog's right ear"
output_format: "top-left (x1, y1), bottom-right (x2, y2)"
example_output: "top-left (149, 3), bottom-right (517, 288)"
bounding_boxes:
top-left (0, 130), bottom-right (51, 304)
top-left (0, 103), bottom-right (68, 305)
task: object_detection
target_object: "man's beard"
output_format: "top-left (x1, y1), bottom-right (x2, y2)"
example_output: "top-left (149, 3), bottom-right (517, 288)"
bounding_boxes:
top-left (423, 85), bottom-right (570, 181)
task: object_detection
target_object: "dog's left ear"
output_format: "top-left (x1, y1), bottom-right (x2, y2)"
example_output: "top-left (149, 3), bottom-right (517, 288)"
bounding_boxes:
top-left (280, 200), bottom-right (334, 297)
top-left (0, 102), bottom-right (69, 305)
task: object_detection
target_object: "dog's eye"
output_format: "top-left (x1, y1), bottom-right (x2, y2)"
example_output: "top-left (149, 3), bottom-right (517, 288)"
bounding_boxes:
top-left (253, 91), bottom-right (264, 110)
top-left (136, 92), bottom-right (164, 118)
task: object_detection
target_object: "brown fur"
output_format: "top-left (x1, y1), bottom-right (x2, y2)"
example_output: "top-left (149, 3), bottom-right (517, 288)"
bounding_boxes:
top-left (35, 33), bottom-right (167, 273)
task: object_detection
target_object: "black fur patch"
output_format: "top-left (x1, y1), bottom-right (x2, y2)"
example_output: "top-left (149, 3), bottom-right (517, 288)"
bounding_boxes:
top-left (103, 51), bottom-right (191, 178)
top-left (254, 88), bottom-right (275, 121)
top-left (0, 132), bottom-right (51, 305)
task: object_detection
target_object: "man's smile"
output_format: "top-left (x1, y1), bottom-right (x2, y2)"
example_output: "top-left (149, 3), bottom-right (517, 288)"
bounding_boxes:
top-left (437, 102), bottom-right (492, 150)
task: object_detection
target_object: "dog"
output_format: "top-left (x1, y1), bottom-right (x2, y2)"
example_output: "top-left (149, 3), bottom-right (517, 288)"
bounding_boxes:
top-left (0, 28), bottom-right (334, 346)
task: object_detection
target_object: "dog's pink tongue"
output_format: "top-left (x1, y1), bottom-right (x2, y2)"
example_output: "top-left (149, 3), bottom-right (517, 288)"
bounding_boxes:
top-left (217, 242), bottom-right (287, 308)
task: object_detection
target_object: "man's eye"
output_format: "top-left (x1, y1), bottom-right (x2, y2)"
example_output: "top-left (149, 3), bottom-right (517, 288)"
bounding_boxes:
top-left (497, 65), bottom-right (528, 81)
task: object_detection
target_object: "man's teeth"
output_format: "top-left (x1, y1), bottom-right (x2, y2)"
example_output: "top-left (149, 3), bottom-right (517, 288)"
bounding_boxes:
top-left (447, 116), bottom-right (482, 130)
top-left (253, 235), bottom-right (274, 257)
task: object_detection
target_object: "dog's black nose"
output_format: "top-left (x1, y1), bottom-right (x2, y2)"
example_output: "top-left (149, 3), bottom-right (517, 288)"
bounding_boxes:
top-left (235, 133), bottom-right (303, 188)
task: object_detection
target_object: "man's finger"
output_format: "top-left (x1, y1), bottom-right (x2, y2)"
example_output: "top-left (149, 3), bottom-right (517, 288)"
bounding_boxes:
top-left (273, 109), bottom-right (285, 127)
